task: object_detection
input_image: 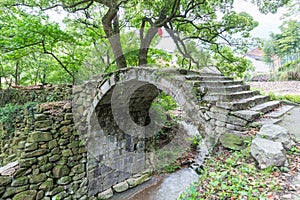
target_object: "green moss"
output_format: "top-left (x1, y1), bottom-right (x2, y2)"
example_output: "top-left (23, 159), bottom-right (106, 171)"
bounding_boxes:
top-left (220, 133), bottom-right (252, 150)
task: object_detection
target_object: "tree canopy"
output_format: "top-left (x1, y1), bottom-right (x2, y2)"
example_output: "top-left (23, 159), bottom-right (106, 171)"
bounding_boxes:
top-left (0, 0), bottom-right (291, 86)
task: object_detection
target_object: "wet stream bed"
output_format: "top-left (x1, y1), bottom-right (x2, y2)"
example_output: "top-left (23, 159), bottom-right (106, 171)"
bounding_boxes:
top-left (112, 168), bottom-right (199, 200)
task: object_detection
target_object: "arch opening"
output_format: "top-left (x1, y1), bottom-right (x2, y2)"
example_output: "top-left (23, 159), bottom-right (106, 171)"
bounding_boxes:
top-left (87, 79), bottom-right (204, 196)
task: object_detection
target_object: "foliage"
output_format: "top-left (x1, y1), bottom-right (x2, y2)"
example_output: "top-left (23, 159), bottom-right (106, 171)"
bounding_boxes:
top-left (0, 7), bottom-right (89, 86)
top-left (0, 0), bottom-right (290, 86)
top-left (263, 20), bottom-right (300, 79)
top-left (178, 148), bottom-right (282, 199)
top-left (268, 91), bottom-right (300, 104)
top-left (0, 102), bottom-right (38, 138)
top-left (277, 58), bottom-right (300, 80)
top-left (213, 46), bottom-right (254, 79)
top-left (0, 103), bottom-right (21, 124)
top-left (187, 134), bottom-right (202, 147)
top-left (153, 92), bottom-right (178, 112)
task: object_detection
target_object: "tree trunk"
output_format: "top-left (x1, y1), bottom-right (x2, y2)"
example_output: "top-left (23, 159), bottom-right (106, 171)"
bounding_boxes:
top-left (138, 27), bottom-right (157, 66)
top-left (102, 8), bottom-right (127, 69)
top-left (15, 61), bottom-right (19, 86)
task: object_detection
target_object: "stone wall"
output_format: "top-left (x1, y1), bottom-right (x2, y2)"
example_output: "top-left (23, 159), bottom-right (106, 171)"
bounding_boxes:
top-left (0, 85), bottom-right (72, 106)
top-left (0, 98), bottom-right (152, 199)
top-left (0, 101), bottom-right (89, 200)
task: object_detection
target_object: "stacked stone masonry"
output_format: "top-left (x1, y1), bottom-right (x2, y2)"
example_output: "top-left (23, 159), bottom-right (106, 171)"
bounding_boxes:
top-left (0, 101), bottom-right (89, 200)
top-left (0, 67), bottom-right (294, 199)
top-left (0, 85), bottom-right (72, 106)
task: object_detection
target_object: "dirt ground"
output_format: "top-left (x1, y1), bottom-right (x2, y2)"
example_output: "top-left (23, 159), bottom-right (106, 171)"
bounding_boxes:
top-left (249, 81), bottom-right (300, 95)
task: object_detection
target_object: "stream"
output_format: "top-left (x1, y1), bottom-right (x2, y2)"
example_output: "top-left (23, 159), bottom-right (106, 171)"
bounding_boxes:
top-left (112, 168), bottom-right (199, 200)
top-left (112, 121), bottom-right (208, 200)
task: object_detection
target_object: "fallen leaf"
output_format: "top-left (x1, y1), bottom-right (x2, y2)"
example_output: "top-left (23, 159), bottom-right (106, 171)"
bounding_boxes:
top-left (273, 171), bottom-right (280, 177)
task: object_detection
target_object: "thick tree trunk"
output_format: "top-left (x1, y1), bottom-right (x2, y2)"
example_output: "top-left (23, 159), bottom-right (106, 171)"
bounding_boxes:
top-left (102, 8), bottom-right (127, 69)
top-left (138, 27), bottom-right (157, 66)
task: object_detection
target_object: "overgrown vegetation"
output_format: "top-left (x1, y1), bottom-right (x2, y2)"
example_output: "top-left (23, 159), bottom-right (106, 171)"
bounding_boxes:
top-left (267, 92), bottom-right (300, 104)
top-left (148, 92), bottom-right (199, 174)
top-left (263, 17), bottom-right (300, 80)
top-left (0, 102), bottom-right (38, 139)
top-left (178, 148), bottom-right (282, 199)
top-left (187, 134), bottom-right (202, 148)
top-left (152, 92), bottom-right (178, 112)
top-left (277, 59), bottom-right (300, 81)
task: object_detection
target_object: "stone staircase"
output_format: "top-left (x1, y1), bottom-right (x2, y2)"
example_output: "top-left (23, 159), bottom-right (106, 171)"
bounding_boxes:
top-left (186, 72), bottom-right (295, 135)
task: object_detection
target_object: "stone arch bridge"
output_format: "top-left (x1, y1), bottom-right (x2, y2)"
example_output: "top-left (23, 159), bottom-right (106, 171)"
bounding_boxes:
top-left (72, 67), bottom-right (292, 197)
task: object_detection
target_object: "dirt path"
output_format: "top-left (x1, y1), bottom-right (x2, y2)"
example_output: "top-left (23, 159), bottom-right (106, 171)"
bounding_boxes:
top-left (249, 81), bottom-right (300, 95)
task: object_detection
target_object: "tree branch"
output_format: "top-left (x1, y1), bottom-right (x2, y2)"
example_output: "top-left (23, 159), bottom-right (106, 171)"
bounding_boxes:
top-left (41, 38), bottom-right (75, 84)
top-left (3, 41), bottom-right (43, 53)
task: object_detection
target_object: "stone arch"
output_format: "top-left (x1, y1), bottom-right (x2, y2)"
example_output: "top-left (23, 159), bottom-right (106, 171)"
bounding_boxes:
top-left (81, 67), bottom-right (213, 195)
top-left (71, 66), bottom-right (286, 197)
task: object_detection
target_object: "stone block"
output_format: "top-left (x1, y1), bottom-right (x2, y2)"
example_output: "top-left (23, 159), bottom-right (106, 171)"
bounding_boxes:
top-left (97, 188), bottom-right (113, 200)
top-left (257, 124), bottom-right (295, 149)
top-left (19, 158), bottom-right (37, 168)
top-left (112, 181), bottom-right (129, 192)
top-left (2, 185), bottom-right (28, 198)
top-left (11, 176), bottom-right (28, 186)
top-left (39, 178), bottom-right (54, 190)
top-left (34, 120), bottom-right (53, 131)
top-left (220, 133), bottom-right (251, 150)
top-left (49, 155), bottom-right (60, 162)
top-left (251, 138), bottom-right (286, 169)
top-left (57, 176), bottom-right (72, 185)
top-left (29, 173), bottom-right (47, 184)
top-left (24, 142), bottom-right (38, 152)
top-left (22, 149), bottom-right (48, 158)
top-left (73, 186), bottom-right (87, 199)
top-left (48, 139), bottom-right (58, 149)
top-left (231, 110), bottom-right (260, 122)
top-left (0, 176), bottom-right (11, 186)
top-left (52, 165), bottom-right (70, 178)
top-left (45, 186), bottom-right (64, 196)
top-left (62, 149), bottom-right (73, 157)
top-left (127, 174), bottom-right (151, 188)
top-left (34, 114), bottom-right (48, 121)
top-left (64, 113), bottom-right (74, 121)
top-left (53, 191), bottom-right (68, 199)
top-left (28, 131), bottom-right (53, 142)
top-left (12, 190), bottom-right (37, 200)
top-left (227, 115), bottom-right (248, 126)
top-left (36, 190), bottom-right (44, 200)
top-left (40, 163), bottom-right (53, 173)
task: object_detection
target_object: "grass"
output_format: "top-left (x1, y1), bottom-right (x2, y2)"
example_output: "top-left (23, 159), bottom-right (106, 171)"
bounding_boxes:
top-left (251, 87), bottom-right (300, 104)
top-left (177, 147), bottom-right (285, 200)
top-left (268, 92), bottom-right (300, 104)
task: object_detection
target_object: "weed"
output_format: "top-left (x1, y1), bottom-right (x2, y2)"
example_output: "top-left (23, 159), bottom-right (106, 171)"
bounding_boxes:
top-left (178, 148), bottom-right (282, 199)
top-left (187, 134), bottom-right (202, 147)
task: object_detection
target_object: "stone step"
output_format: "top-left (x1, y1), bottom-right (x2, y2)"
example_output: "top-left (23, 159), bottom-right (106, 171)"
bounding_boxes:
top-left (250, 117), bottom-right (282, 128)
top-left (205, 84), bottom-right (251, 93)
top-left (231, 110), bottom-right (261, 122)
top-left (216, 95), bottom-right (270, 111)
top-left (196, 80), bottom-right (243, 87)
top-left (204, 90), bottom-right (260, 101)
top-left (264, 105), bottom-right (294, 118)
top-left (250, 101), bottom-right (281, 114)
top-left (185, 75), bottom-right (233, 81)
